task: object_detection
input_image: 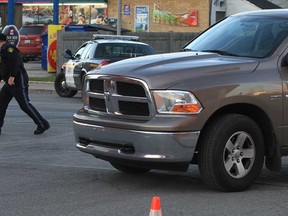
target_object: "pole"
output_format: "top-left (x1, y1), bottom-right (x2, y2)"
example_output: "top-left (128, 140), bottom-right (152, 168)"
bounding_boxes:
top-left (53, 0), bottom-right (59, 24)
top-left (117, 0), bottom-right (122, 35)
top-left (8, 0), bottom-right (15, 25)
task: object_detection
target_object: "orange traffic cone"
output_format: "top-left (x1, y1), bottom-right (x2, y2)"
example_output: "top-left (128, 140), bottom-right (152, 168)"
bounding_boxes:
top-left (149, 196), bottom-right (162, 216)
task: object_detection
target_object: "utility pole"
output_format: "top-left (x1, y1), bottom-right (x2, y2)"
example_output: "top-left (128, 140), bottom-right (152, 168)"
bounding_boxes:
top-left (53, 0), bottom-right (59, 24)
top-left (8, 0), bottom-right (14, 25)
top-left (117, 0), bottom-right (122, 35)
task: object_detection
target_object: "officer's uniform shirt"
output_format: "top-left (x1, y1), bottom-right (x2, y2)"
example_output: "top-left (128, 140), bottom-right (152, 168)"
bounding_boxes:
top-left (0, 42), bottom-right (28, 86)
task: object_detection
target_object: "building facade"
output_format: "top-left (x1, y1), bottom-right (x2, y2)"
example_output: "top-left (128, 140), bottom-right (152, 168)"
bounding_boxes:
top-left (210, 0), bottom-right (288, 25)
top-left (2, 0), bottom-right (210, 33)
top-left (2, 0), bottom-right (288, 33)
top-left (108, 0), bottom-right (210, 33)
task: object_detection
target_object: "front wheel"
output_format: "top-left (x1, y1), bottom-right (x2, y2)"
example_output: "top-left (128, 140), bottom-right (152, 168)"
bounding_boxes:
top-left (198, 114), bottom-right (264, 192)
top-left (110, 162), bottom-right (150, 174)
top-left (54, 72), bottom-right (78, 97)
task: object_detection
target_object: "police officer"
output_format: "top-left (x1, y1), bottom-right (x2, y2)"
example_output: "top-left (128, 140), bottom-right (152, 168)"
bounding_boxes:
top-left (0, 33), bottom-right (50, 135)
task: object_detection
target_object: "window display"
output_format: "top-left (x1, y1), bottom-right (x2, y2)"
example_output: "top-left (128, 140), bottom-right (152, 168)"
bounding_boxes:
top-left (23, 6), bottom-right (53, 24)
top-left (23, 4), bottom-right (108, 26)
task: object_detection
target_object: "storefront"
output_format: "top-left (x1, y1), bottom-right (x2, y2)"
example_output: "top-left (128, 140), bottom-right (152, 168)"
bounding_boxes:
top-left (22, 1), bottom-right (108, 25)
top-left (2, 0), bottom-right (209, 33)
top-left (1, 0), bottom-right (108, 29)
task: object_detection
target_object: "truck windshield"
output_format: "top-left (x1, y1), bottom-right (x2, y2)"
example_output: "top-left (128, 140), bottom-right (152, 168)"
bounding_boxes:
top-left (184, 15), bottom-right (288, 58)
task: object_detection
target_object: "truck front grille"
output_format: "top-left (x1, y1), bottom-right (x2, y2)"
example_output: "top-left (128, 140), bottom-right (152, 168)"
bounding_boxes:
top-left (90, 79), bottom-right (104, 92)
top-left (118, 101), bottom-right (149, 116)
top-left (89, 97), bottom-right (106, 112)
top-left (85, 75), bottom-right (153, 119)
top-left (116, 81), bottom-right (146, 97)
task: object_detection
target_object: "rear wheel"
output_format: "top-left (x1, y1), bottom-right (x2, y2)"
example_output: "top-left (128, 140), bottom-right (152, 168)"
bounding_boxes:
top-left (198, 114), bottom-right (264, 192)
top-left (54, 72), bottom-right (78, 97)
top-left (110, 162), bottom-right (150, 174)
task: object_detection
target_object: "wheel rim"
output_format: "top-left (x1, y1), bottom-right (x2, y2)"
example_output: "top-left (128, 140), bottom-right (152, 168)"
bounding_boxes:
top-left (223, 131), bottom-right (255, 179)
top-left (58, 78), bottom-right (69, 94)
top-left (60, 79), bottom-right (68, 89)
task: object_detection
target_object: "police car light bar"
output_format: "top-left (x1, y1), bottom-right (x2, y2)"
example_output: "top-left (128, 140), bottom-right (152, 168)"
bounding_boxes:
top-left (92, 34), bottom-right (140, 41)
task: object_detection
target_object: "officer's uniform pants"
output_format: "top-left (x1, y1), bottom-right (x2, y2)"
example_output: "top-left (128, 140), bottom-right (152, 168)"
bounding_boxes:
top-left (0, 82), bottom-right (48, 129)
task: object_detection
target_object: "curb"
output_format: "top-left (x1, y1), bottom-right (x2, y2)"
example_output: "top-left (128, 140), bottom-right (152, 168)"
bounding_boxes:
top-left (29, 81), bottom-right (55, 94)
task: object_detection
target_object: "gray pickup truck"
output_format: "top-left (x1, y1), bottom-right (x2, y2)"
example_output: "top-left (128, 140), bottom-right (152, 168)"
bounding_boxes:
top-left (73, 9), bottom-right (288, 192)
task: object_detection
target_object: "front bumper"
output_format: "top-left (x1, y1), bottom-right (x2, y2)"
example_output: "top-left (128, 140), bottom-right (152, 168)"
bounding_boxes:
top-left (74, 118), bottom-right (200, 171)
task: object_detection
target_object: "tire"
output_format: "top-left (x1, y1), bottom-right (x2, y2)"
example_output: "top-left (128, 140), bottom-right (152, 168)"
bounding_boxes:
top-left (198, 114), bottom-right (264, 192)
top-left (54, 72), bottom-right (78, 97)
top-left (110, 162), bottom-right (150, 174)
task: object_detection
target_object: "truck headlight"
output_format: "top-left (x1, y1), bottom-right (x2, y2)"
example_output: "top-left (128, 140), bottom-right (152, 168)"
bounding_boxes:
top-left (152, 90), bottom-right (203, 114)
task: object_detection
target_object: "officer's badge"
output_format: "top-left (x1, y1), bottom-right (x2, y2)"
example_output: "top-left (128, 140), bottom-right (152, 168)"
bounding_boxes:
top-left (7, 47), bottom-right (14, 53)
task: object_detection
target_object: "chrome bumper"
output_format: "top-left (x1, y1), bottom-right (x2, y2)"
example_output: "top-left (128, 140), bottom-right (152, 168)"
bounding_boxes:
top-left (74, 120), bottom-right (200, 170)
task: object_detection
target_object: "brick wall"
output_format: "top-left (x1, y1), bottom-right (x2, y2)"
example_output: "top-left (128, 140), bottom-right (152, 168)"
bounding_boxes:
top-left (108, 0), bottom-right (210, 32)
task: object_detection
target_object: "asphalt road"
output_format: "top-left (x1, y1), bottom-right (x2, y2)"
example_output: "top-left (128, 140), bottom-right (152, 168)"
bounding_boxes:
top-left (1, 93), bottom-right (288, 216)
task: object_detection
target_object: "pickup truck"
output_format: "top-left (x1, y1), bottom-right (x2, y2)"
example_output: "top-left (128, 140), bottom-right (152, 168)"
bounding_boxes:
top-left (73, 9), bottom-right (288, 191)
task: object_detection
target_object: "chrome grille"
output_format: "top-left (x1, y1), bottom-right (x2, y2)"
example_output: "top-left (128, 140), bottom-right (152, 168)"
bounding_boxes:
top-left (89, 97), bottom-right (106, 112)
top-left (118, 101), bottom-right (149, 116)
top-left (116, 81), bottom-right (146, 97)
top-left (85, 75), bottom-right (153, 119)
top-left (89, 79), bottom-right (104, 92)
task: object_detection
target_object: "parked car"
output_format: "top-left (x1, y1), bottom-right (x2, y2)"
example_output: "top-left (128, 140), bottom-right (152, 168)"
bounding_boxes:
top-left (54, 34), bottom-right (156, 97)
top-left (18, 24), bottom-right (47, 62)
top-left (74, 9), bottom-right (288, 192)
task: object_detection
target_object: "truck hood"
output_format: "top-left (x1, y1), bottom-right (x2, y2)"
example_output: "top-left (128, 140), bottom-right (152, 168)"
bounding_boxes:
top-left (94, 51), bottom-right (260, 89)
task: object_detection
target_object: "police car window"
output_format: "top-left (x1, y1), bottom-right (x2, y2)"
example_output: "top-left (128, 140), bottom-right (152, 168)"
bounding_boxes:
top-left (80, 43), bottom-right (94, 59)
top-left (122, 45), bottom-right (136, 57)
top-left (94, 44), bottom-right (123, 58)
top-left (87, 43), bottom-right (97, 59)
top-left (95, 44), bottom-right (117, 58)
top-left (74, 43), bottom-right (88, 58)
top-left (135, 45), bottom-right (155, 56)
top-left (95, 44), bottom-right (142, 58)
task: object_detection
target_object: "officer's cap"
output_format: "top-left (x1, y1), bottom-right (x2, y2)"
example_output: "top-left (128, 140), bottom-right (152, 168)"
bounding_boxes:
top-left (0, 33), bottom-right (7, 41)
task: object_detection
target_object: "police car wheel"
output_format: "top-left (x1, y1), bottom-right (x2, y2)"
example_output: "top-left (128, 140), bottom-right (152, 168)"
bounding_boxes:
top-left (54, 72), bottom-right (77, 97)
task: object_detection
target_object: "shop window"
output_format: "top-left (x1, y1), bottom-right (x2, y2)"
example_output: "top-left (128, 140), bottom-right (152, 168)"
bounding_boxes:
top-left (23, 4), bottom-right (107, 26)
top-left (23, 5), bottom-right (53, 25)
